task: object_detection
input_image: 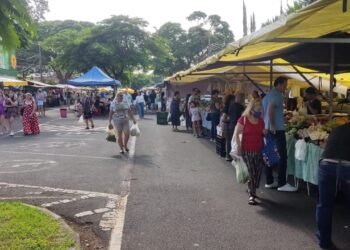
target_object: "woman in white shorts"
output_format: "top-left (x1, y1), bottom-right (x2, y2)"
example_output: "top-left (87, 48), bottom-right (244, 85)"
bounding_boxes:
top-left (108, 93), bottom-right (136, 154)
top-left (36, 89), bottom-right (45, 117)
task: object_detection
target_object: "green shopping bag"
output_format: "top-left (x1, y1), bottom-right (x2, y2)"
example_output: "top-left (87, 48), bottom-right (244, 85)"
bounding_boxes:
top-left (232, 156), bottom-right (249, 184)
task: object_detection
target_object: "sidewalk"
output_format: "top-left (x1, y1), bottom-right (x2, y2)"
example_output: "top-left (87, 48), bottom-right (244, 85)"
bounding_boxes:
top-left (122, 116), bottom-right (350, 250)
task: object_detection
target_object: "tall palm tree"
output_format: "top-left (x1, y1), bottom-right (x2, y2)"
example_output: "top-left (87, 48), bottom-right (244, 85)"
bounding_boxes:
top-left (0, 0), bottom-right (34, 50)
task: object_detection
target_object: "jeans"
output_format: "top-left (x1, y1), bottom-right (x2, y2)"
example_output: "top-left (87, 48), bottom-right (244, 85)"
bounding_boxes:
top-left (316, 162), bottom-right (350, 246)
top-left (137, 103), bottom-right (145, 118)
top-left (210, 112), bottom-right (220, 140)
top-left (265, 131), bottom-right (287, 186)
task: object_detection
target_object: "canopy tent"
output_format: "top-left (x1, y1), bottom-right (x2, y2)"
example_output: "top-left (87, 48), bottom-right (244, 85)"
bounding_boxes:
top-left (27, 80), bottom-right (53, 88)
top-left (167, 0), bottom-right (350, 81)
top-left (118, 88), bottom-right (135, 94)
top-left (0, 77), bottom-right (27, 87)
top-left (165, 0), bottom-right (350, 113)
top-left (68, 66), bottom-right (121, 87)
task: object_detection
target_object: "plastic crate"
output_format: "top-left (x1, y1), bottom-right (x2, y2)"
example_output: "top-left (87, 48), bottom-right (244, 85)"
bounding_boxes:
top-left (157, 112), bottom-right (168, 125)
top-left (216, 136), bottom-right (226, 157)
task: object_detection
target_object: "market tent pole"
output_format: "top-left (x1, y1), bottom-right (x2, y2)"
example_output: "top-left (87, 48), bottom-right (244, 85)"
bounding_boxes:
top-left (291, 65), bottom-right (329, 102)
top-left (243, 73), bottom-right (265, 94)
top-left (269, 60), bottom-right (273, 89)
top-left (329, 43), bottom-right (335, 116)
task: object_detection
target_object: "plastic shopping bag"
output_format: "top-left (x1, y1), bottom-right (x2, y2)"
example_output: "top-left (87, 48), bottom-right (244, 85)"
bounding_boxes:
top-left (230, 134), bottom-right (242, 158)
top-left (78, 115), bottom-right (84, 123)
top-left (295, 139), bottom-right (307, 161)
top-left (106, 125), bottom-right (116, 142)
top-left (130, 124), bottom-right (141, 137)
top-left (233, 156), bottom-right (249, 184)
top-left (262, 133), bottom-right (280, 167)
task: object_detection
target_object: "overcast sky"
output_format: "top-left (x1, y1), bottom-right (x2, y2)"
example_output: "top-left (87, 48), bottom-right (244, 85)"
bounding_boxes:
top-left (45, 0), bottom-right (295, 39)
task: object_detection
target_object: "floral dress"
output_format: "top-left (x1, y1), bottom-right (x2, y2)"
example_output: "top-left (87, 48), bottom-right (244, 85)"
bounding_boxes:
top-left (22, 101), bottom-right (40, 135)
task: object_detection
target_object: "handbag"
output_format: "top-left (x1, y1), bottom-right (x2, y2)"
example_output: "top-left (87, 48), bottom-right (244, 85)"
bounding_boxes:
top-left (206, 112), bottom-right (212, 121)
top-left (262, 133), bottom-right (280, 167)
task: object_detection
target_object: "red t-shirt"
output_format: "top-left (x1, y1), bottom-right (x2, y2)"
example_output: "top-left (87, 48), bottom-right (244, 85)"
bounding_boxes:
top-left (238, 116), bottom-right (264, 152)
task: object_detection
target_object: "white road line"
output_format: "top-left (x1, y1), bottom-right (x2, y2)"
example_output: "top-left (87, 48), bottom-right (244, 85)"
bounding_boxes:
top-left (0, 150), bottom-right (118, 160)
top-left (75, 211), bottom-right (94, 217)
top-left (0, 182), bottom-right (119, 199)
top-left (109, 135), bottom-right (136, 250)
top-left (94, 208), bottom-right (110, 214)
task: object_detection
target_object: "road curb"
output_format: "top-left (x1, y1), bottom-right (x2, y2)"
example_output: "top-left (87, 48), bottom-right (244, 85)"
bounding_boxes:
top-left (23, 203), bottom-right (81, 250)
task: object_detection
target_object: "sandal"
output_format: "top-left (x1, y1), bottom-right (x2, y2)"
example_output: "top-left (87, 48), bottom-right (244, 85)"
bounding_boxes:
top-left (248, 196), bottom-right (257, 205)
top-left (125, 147), bottom-right (129, 153)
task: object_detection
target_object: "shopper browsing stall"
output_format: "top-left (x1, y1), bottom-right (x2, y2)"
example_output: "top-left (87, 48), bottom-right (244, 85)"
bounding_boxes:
top-left (223, 93), bottom-right (245, 161)
top-left (210, 90), bottom-right (221, 142)
top-left (262, 76), bottom-right (297, 192)
top-left (316, 120), bottom-right (350, 249)
top-left (170, 91), bottom-right (181, 131)
top-left (303, 87), bottom-right (322, 115)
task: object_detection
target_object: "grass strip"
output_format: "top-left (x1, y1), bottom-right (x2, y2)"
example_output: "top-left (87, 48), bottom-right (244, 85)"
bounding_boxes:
top-left (0, 201), bottom-right (75, 250)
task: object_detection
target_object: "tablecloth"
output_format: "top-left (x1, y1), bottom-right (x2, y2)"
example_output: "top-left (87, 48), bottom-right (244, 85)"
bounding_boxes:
top-left (286, 136), bottom-right (324, 185)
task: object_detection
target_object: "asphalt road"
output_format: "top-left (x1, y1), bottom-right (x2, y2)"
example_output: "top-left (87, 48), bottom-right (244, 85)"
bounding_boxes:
top-left (0, 110), bottom-right (349, 249)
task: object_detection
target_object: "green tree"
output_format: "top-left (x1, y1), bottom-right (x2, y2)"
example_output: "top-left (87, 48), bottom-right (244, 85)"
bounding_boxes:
top-left (156, 22), bottom-right (189, 72)
top-left (71, 16), bottom-right (156, 85)
top-left (186, 12), bottom-right (234, 63)
top-left (261, 0), bottom-right (317, 28)
top-left (0, 0), bottom-right (35, 50)
top-left (243, 0), bottom-right (248, 36)
top-left (250, 13), bottom-right (256, 33)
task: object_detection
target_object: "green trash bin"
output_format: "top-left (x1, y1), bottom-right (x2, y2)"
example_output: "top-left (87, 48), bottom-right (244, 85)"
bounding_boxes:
top-left (157, 112), bottom-right (168, 125)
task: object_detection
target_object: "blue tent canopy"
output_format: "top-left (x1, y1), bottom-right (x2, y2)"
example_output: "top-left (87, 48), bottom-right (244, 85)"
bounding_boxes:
top-left (68, 66), bottom-right (121, 87)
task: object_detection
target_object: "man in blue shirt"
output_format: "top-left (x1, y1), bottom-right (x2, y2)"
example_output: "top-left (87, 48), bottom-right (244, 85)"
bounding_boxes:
top-left (262, 76), bottom-right (297, 192)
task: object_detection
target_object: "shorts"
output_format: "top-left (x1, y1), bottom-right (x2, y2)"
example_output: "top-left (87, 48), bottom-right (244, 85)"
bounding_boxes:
top-left (37, 100), bottom-right (44, 106)
top-left (83, 111), bottom-right (93, 119)
top-left (5, 107), bottom-right (17, 119)
top-left (113, 119), bottom-right (130, 133)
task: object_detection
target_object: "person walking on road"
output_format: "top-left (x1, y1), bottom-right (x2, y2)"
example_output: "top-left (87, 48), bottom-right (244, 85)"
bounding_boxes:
top-left (190, 101), bottom-right (202, 138)
top-left (109, 93), bottom-right (137, 154)
top-left (0, 90), bottom-right (6, 135)
top-left (135, 91), bottom-right (145, 119)
top-left (4, 90), bottom-right (18, 136)
top-left (22, 93), bottom-right (40, 136)
top-left (262, 76), bottom-right (297, 192)
top-left (82, 93), bottom-right (94, 129)
top-left (316, 121), bottom-right (350, 249)
top-left (36, 89), bottom-right (45, 117)
top-left (170, 91), bottom-right (181, 131)
top-left (233, 99), bottom-right (265, 205)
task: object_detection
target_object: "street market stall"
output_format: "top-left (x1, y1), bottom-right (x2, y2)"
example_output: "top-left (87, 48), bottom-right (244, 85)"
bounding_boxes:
top-left (0, 77), bottom-right (27, 87)
top-left (164, 0), bottom-right (350, 190)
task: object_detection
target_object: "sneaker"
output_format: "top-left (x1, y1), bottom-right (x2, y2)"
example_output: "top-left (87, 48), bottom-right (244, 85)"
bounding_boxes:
top-left (265, 181), bottom-right (278, 189)
top-left (277, 183), bottom-right (298, 192)
top-left (9, 131), bottom-right (14, 136)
